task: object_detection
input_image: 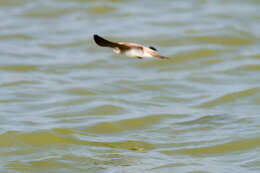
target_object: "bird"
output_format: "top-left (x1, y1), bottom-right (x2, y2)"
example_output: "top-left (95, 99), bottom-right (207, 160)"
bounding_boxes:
top-left (93, 34), bottom-right (168, 59)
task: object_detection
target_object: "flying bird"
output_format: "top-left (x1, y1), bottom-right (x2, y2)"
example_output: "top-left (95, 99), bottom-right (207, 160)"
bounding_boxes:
top-left (93, 34), bottom-right (168, 59)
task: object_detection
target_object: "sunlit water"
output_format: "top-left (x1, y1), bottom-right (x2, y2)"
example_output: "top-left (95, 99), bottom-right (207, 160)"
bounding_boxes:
top-left (0, 0), bottom-right (260, 172)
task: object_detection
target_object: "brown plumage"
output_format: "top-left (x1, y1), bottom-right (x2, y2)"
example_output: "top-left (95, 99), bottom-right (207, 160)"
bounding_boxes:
top-left (93, 34), bottom-right (168, 59)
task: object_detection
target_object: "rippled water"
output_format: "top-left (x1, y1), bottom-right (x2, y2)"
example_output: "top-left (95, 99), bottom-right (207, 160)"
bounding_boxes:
top-left (0, 0), bottom-right (260, 172)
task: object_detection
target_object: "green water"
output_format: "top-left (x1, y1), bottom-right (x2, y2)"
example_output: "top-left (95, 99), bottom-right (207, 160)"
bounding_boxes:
top-left (0, 0), bottom-right (260, 172)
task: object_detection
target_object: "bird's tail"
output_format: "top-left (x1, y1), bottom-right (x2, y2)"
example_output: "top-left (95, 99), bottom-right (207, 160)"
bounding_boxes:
top-left (93, 34), bottom-right (118, 48)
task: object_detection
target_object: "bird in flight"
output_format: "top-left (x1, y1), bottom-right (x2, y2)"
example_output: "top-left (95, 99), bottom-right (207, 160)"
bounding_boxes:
top-left (93, 34), bottom-right (168, 59)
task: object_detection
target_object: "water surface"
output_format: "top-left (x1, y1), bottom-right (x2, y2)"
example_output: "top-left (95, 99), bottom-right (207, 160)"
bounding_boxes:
top-left (0, 0), bottom-right (260, 172)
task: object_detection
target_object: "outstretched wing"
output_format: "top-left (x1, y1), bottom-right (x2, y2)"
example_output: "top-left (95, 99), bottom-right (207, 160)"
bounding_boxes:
top-left (93, 34), bottom-right (129, 50)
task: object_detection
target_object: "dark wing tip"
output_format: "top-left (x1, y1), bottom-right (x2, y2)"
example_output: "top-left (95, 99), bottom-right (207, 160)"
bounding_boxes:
top-left (93, 34), bottom-right (110, 47)
top-left (93, 34), bottom-right (101, 43)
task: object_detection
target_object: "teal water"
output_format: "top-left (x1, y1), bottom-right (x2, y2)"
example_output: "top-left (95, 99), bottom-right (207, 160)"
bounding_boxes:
top-left (0, 0), bottom-right (260, 172)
